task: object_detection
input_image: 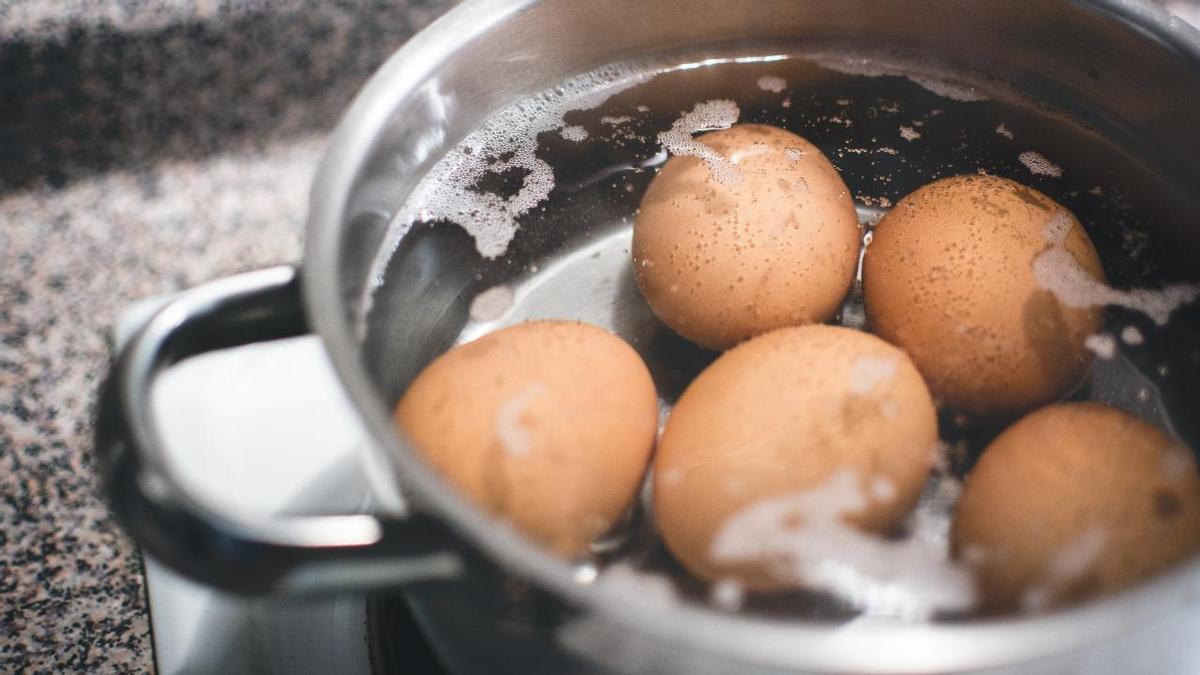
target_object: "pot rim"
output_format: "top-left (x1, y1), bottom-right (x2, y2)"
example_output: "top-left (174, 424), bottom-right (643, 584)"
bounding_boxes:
top-left (303, 1), bottom-right (1200, 671)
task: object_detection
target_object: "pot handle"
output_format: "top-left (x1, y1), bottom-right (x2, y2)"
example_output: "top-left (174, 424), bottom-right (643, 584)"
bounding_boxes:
top-left (95, 266), bottom-right (465, 595)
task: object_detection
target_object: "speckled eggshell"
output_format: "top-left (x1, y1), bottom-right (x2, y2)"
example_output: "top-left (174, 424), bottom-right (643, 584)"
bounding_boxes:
top-left (633, 124), bottom-right (861, 350)
top-left (394, 320), bottom-right (659, 557)
top-left (952, 402), bottom-right (1200, 613)
top-left (653, 324), bottom-right (938, 588)
top-left (863, 174), bottom-right (1105, 421)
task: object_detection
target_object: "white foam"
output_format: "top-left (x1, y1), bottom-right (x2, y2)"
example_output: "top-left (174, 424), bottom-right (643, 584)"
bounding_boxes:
top-left (870, 476), bottom-right (897, 502)
top-left (1019, 151), bottom-right (1063, 178)
top-left (495, 383), bottom-right (546, 456)
top-left (600, 115), bottom-right (633, 125)
top-left (1120, 326), bottom-right (1144, 345)
top-left (468, 285), bottom-right (515, 322)
top-left (657, 99), bottom-right (741, 185)
top-left (1033, 212), bottom-right (1200, 325)
top-left (1049, 526), bottom-right (1107, 580)
top-left (899, 125), bottom-right (922, 141)
top-left (932, 440), bottom-right (955, 474)
top-left (856, 195), bottom-right (893, 209)
top-left (756, 75), bottom-right (788, 93)
top-left (812, 54), bottom-right (987, 102)
top-left (728, 143), bottom-right (776, 166)
top-left (1084, 333), bottom-right (1117, 359)
top-left (560, 125), bottom-right (589, 142)
top-left (996, 123), bottom-right (1014, 140)
top-left (1020, 526), bottom-right (1107, 613)
top-left (848, 355), bottom-right (897, 394)
top-left (374, 63), bottom-right (646, 267)
top-left (710, 470), bottom-right (976, 620)
top-left (907, 75), bottom-right (987, 102)
top-left (1042, 211), bottom-right (1074, 245)
top-left (784, 147), bottom-right (805, 162)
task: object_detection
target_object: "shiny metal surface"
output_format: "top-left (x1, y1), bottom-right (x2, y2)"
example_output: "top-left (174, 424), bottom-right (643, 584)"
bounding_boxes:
top-left (95, 267), bottom-right (463, 594)
top-left (99, 0), bottom-right (1200, 672)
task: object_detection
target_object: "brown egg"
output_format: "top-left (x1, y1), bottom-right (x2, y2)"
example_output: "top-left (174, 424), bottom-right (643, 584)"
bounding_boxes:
top-left (653, 325), bottom-right (938, 588)
top-left (394, 320), bottom-right (659, 557)
top-left (633, 124), bottom-right (861, 350)
top-left (863, 174), bottom-right (1105, 421)
top-left (952, 402), bottom-right (1200, 613)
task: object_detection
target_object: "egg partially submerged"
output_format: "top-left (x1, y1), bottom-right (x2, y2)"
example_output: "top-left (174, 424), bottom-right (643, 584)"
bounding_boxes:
top-left (953, 402), bottom-right (1200, 612)
top-left (863, 174), bottom-right (1105, 421)
top-left (395, 320), bottom-right (659, 556)
top-left (653, 325), bottom-right (938, 588)
top-left (633, 124), bottom-right (861, 350)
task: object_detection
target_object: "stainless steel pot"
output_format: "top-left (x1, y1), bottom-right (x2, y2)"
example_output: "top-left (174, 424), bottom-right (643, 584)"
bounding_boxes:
top-left (97, 1), bottom-right (1200, 673)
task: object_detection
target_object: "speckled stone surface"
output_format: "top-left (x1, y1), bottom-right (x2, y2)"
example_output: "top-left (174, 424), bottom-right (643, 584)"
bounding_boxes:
top-left (0, 1), bottom-right (453, 672)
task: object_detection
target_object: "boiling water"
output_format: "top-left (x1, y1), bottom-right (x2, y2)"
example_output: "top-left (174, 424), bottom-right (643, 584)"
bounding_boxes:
top-left (366, 53), bottom-right (1200, 621)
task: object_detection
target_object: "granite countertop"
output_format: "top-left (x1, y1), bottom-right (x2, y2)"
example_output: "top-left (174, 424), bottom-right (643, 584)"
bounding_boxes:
top-left (0, 1), bottom-right (453, 671)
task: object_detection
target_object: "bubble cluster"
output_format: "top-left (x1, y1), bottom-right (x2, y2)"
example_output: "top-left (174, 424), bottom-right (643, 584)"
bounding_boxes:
top-left (906, 75), bottom-right (987, 102)
top-left (710, 470), bottom-right (976, 619)
top-left (656, 99), bottom-right (741, 185)
top-left (1121, 326), bottom-right (1145, 345)
top-left (1018, 151), bottom-right (1063, 178)
top-left (1042, 210), bottom-right (1074, 245)
top-left (560, 125), bottom-right (589, 142)
top-left (1084, 333), bottom-right (1117, 359)
top-left (756, 75), bottom-right (788, 93)
top-left (1033, 212), bottom-right (1200, 325)
top-left (376, 62), bottom-right (646, 268)
top-left (811, 53), bottom-right (988, 102)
